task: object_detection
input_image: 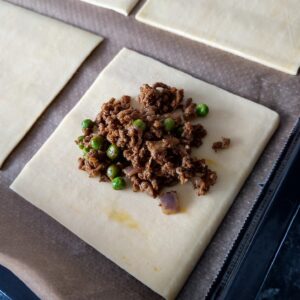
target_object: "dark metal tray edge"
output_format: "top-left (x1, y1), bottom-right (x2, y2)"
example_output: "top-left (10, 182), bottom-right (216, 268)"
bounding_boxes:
top-left (207, 118), bottom-right (300, 300)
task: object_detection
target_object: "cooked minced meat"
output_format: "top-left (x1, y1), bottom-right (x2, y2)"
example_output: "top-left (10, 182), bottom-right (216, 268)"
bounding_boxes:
top-left (75, 82), bottom-right (218, 214)
top-left (212, 137), bottom-right (231, 152)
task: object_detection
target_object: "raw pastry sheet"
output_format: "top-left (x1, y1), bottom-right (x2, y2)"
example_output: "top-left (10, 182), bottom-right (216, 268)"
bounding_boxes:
top-left (11, 48), bottom-right (278, 299)
top-left (1, 0), bottom-right (299, 299)
top-left (80, 0), bottom-right (139, 15)
top-left (0, 0), bottom-right (102, 167)
top-left (136, 0), bottom-right (300, 75)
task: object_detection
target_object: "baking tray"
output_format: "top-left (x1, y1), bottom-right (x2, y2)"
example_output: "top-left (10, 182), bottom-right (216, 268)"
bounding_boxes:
top-left (0, 265), bottom-right (38, 300)
top-left (1, 0), bottom-right (300, 299)
top-left (208, 118), bottom-right (300, 299)
top-left (2, 120), bottom-right (299, 300)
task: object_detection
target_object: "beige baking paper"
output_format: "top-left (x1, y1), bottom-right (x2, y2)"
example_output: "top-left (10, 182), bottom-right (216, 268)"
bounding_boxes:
top-left (0, 0), bottom-right (102, 167)
top-left (11, 48), bottom-right (279, 299)
top-left (136, 0), bottom-right (300, 75)
top-left (80, 0), bottom-right (139, 15)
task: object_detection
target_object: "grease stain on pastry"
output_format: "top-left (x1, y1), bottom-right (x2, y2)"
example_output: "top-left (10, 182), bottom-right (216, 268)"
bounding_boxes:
top-left (204, 158), bottom-right (218, 167)
top-left (108, 209), bottom-right (139, 229)
top-left (179, 207), bottom-right (187, 213)
top-left (121, 255), bottom-right (133, 267)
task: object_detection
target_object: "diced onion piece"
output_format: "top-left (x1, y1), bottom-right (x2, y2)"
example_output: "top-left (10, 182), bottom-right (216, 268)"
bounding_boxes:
top-left (159, 191), bottom-right (180, 215)
top-left (123, 166), bottom-right (141, 177)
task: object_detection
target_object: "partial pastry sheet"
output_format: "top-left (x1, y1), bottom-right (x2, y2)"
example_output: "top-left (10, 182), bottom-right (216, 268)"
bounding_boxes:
top-left (0, 0), bottom-right (102, 167)
top-left (80, 0), bottom-right (139, 15)
top-left (11, 48), bottom-right (279, 299)
top-left (136, 0), bottom-right (300, 75)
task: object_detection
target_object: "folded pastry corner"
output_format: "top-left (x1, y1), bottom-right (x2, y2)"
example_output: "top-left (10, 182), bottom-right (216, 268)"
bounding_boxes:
top-left (80, 0), bottom-right (140, 15)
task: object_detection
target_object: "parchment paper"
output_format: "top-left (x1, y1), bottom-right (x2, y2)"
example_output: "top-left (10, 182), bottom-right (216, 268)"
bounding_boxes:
top-left (0, 0), bottom-right (299, 299)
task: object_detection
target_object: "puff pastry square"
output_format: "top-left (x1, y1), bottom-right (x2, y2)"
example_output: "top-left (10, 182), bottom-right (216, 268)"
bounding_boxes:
top-left (0, 0), bottom-right (102, 167)
top-left (11, 49), bottom-right (279, 299)
top-left (136, 0), bottom-right (300, 74)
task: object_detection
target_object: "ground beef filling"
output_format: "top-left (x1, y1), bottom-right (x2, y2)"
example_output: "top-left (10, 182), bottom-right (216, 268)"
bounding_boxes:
top-left (76, 82), bottom-right (218, 213)
top-left (212, 137), bottom-right (231, 152)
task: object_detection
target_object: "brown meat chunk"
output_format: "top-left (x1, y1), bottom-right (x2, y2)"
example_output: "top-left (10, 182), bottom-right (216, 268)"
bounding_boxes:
top-left (212, 137), bottom-right (231, 152)
top-left (183, 98), bottom-right (197, 120)
top-left (138, 82), bottom-right (184, 113)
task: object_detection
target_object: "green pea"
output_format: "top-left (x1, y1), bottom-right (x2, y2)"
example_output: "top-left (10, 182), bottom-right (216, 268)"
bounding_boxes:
top-left (133, 119), bottom-right (146, 131)
top-left (78, 143), bottom-right (84, 150)
top-left (81, 119), bottom-right (93, 129)
top-left (107, 144), bottom-right (120, 160)
top-left (112, 176), bottom-right (126, 190)
top-left (164, 117), bottom-right (175, 131)
top-left (196, 103), bottom-right (209, 117)
top-left (82, 146), bottom-right (90, 156)
top-left (78, 135), bottom-right (84, 142)
top-left (107, 164), bottom-right (120, 180)
top-left (91, 136), bottom-right (104, 150)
